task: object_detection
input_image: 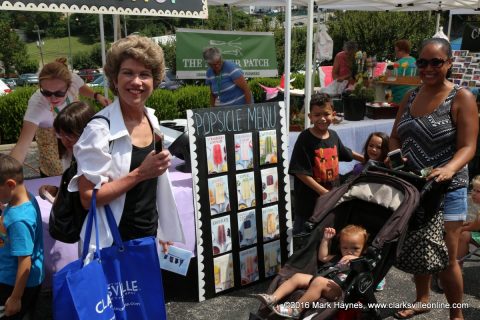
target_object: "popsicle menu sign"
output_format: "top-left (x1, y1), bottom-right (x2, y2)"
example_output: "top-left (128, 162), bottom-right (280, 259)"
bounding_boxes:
top-left (187, 102), bottom-right (292, 301)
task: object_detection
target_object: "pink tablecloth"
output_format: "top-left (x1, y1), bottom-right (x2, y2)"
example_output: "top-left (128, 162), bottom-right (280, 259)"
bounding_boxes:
top-left (24, 156), bottom-right (195, 289)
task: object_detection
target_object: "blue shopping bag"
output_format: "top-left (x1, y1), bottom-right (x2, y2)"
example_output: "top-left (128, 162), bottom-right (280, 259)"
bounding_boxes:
top-left (53, 190), bottom-right (115, 320)
top-left (101, 203), bottom-right (167, 320)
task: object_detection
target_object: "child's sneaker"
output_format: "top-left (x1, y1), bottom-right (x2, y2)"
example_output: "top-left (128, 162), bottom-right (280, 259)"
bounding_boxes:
top-left (375, 278), bottom-right (386, 291)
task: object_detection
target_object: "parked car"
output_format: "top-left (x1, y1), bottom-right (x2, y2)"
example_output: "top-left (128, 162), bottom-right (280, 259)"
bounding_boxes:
top-left (1, 78), bottom-right (16, 89)
top-left (87, 74), bottom-right (108, 88)
top-left (0, 78), bottom-right (12, 95)
top-left (17, 73), bottom-right (39, 86)
top-left (158, 69), bottom-right (184, 91)
top-left (77, 69), bottom-right (100, 83)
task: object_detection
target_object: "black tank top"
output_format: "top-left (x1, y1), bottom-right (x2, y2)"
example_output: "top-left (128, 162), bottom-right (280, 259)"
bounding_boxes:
top-left (119, 140), bottom-right (158, 240)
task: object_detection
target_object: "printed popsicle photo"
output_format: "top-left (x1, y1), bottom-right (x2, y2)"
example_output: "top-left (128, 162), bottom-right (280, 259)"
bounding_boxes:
top-left (262, 205), bottom-right (280, 241)
top-left (206, 135), bottom-right (228, 174)
top-left (259, 130), bottom-right (278, 165)
top-left (208, 175), bottom-right (231, 215)
top-left (234, 132), bottom-right (254, 170)
top-left (236, 171), bottom-right (256, 210)
top-left (239, 247), bottom-right (259, 285)
top-left (263, 240), bottom-right (281, 277)
top-left (238, 209), bottom-right (257, 248)
top-left (213, 253), bottom-right (235, 293)
top-left (211, 215), bottom-right (232, 255)
top-left (260, 167), bottom-right (279, 205)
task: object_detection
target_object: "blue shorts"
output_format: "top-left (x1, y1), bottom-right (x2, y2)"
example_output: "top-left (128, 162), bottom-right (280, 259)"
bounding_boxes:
top-left (441, 187), bottom-right (468, 222)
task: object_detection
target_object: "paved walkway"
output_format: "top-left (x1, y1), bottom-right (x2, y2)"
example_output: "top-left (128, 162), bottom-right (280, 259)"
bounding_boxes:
top-left (165, 260), bottom-right (480, 320)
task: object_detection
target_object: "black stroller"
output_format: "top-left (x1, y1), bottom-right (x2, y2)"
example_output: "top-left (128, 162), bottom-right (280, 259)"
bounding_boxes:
top-left (250, 164), bottom-right (443, 320)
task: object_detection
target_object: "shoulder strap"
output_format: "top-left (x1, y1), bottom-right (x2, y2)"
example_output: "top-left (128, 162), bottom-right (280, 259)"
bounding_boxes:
top-left (90, 115), bottom-right (110, 128)
top-left (89, 114), bottom-right (112, 150)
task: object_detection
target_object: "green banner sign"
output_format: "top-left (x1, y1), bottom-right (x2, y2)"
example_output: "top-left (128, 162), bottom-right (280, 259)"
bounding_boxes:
top-left (176, 28), bottom-right (278, 79)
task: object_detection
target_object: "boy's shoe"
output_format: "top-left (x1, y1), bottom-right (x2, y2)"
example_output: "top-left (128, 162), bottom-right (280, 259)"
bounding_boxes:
top-left (375, 278), bottom-right (386, 291)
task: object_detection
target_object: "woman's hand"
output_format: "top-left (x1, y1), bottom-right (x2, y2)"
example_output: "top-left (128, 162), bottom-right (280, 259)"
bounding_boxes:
top-left (427, 166), bottom-right (455, 182)
top-left (96, 94), bottom-right (112, 107)
top-left (39, 185), bottom-right (58, 203)
top-left (159, 240), bottom-right (173, 254)
top-left (137, 149), bottom-right (171, 181)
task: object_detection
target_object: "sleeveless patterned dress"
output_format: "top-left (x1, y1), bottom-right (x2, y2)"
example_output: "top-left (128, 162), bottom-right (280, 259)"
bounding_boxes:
top-left (396, 85), bottom-right (468, 191)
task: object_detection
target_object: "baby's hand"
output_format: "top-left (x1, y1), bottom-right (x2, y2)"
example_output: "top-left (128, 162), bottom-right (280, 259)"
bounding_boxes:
top-left (323, 227), bottom-right (336, 240)
top-left (338, 255), bottom-right (358, 265)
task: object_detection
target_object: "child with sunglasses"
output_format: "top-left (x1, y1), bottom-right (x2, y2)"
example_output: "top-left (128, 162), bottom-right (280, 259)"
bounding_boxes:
top-left (9, 58), bottom-right (111, 177)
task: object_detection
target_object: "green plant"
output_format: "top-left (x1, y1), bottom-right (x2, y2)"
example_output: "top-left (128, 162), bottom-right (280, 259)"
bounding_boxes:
top-left (248, 77), bottom-right (280, 102)
top-left (349, 77), bottom-right (375, 102)
top-left (174, 85), bottom-right (210, 118)
top-left (147, 89), bottom-right (179, 120)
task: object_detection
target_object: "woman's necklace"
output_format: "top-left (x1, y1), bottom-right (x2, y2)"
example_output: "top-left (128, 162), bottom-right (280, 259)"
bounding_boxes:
top-left (50, 96), bottom-right (71, 115)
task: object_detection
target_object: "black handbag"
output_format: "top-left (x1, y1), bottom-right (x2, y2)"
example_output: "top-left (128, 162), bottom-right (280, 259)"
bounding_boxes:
top-left (395, 210), bottom-right (449, 274)
top-left (48, 158), bottom-right (88, 243)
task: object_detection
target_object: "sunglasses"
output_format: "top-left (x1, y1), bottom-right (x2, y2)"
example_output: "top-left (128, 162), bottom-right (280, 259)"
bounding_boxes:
top-left (415, 58), bottom-right (448, 69)
top-left (40, 88), bottom-right (68, 98)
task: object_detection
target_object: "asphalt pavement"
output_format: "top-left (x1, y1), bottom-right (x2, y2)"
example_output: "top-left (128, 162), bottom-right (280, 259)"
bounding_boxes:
top-left (1, 144), bottom-right (479, 320)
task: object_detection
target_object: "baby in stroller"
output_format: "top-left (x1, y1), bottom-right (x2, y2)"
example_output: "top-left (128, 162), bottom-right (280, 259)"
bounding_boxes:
top-left (250, 164), bottom-right (436, 320)
top-left (253, 225), bottom-right (368, 319)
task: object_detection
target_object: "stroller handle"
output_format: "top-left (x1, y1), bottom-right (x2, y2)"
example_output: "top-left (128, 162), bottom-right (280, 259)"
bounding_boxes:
top-left (364, 161), bottom-right (441, 200)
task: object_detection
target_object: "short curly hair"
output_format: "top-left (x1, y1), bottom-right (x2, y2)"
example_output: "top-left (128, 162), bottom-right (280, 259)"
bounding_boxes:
top-left (310, 93), bottom-right (333, 111)
top-left (104, 35), bottom-right (165, 93)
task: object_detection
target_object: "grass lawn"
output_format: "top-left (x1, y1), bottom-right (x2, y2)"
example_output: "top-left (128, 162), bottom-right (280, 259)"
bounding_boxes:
top-left (26, 36), bottom-right (96, 65)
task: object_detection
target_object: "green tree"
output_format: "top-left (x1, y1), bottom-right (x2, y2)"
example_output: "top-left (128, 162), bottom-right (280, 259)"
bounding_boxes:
top-left (327, 11), bottom-right (437, 60)
top-left (16, 59), bottom-right (39, 74)
top-left (160, 41), bottom-right (176, 73)
top-left (0, 21), bottom-right (30, 74)
top-left (72, 51), bottom-right (93, 70)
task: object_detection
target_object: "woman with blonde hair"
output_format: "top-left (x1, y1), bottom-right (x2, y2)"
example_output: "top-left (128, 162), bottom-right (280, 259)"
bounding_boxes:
top-left (9, 58), bottom-right (110, 177)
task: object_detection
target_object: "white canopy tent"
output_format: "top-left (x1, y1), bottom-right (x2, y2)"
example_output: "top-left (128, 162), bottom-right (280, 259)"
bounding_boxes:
top-left (209, 0), bottom-right (479, 128)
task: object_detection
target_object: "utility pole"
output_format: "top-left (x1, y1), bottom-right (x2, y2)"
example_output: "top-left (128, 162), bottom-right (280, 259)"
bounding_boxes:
top-left (33, 24), bottom-right (45, 67)
top-left (67, 13), bottom-right (73, 70)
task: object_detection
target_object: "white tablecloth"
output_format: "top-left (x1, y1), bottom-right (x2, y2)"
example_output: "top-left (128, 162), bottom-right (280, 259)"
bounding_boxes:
top-left (288, 118), bottom-right (395, 174)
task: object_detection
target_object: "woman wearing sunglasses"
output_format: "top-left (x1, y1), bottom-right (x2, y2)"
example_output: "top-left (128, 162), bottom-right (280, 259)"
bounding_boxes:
top-left (390, 38), bottom-right (478, 319)
top-left (9, 58), bottom-right (110, 177)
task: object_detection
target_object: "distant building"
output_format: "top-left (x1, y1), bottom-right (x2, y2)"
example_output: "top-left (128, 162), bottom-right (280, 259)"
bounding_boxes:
top-left (151, 35), bottom-right (176, 46)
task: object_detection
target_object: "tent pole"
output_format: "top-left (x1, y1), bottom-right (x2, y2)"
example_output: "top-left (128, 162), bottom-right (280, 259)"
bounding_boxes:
top-left (304, 0), bottom-right (314, 129)
top-left (285, 0), bottom-right (292, 134)
top-left (435, 11), bottom-right (440, 33)
top-left (447, 11), bottom-right (452, 40)
top-left (99, 14), bottom-right (108, 98)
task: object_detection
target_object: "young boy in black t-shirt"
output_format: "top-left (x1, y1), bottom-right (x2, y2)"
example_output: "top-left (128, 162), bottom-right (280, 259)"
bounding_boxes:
top-left (289, 93), bottom-right (364, 234)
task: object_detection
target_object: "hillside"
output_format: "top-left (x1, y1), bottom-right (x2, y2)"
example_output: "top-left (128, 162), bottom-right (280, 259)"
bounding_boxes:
top-left (26, 36), bottom-right (96, 64)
